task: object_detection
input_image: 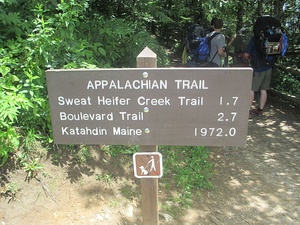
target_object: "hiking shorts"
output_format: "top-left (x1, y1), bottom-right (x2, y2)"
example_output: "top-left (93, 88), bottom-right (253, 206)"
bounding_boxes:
top-left (252, 69), bottom-right (272, 92)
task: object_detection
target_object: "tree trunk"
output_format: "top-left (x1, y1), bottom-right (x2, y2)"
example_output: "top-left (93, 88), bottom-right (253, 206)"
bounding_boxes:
top-left (236, 2), bottom-right (244, 32)
top-left (273, 0), bottom-right (285, 21)
top-left (257, 0), bottom-right (263, 16)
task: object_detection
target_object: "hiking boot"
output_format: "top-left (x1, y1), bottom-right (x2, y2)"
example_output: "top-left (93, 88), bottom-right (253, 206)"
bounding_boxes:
top-left (249, 110), bottom-right (253, 119)
top-left (254, 108), bottom-right (263, 116)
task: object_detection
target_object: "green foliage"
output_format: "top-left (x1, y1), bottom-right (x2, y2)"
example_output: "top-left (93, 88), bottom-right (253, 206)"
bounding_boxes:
top-left (0, 50), bottom-right (32, 166)
top-left (0, 127), bottom-right (19, 166)
top-left (23, 158), bottom-right (44, 181)
top-left (157, 145), bottom-right (214, 216)
top-left (105, 145), bottom-right (139, 157)
top-left (161, 146), bottom-right (213, 191)
top-left (120, 184), bottom-right (136, 199)
top-left (270, 54), bottom-right (300, 98)
top-left (95, 173), bottom-right (114, 185)
top-left (0, 0), bottom-right (169, 166)
top-left (0, 181), bottom-right (19, 203)
top-left (74, 145), bottom-right (91, 163)
top-left (15, 130), bottom-right (46, 180)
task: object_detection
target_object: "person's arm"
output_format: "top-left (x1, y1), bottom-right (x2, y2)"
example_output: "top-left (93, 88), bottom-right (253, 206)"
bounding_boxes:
top-left (218, 47), bottom-right (227, 57)
top-left (218, 34), bottom-right (227, 57)
top-left (244, 53), bottom-right (251, 59)
top-left (227, 34), bottom-right (237, 51)
top-left (244, 37), bottom-right (254, 59)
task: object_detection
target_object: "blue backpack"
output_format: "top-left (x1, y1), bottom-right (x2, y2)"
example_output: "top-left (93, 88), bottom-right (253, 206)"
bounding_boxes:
top-left (281, 33), bottom-right (288, 56)
top-left (195, 32), bottom-right (219, 62)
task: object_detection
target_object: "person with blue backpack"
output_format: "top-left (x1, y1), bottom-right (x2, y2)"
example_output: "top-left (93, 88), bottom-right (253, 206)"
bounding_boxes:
top-left (183, 18), bottom-right (227, 67)
top-left (206, 18), bottom-right (227, 67)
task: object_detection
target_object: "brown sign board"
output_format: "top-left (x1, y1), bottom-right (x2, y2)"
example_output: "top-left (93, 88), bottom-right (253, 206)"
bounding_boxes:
top-left (133, 152), bottom-right (163, 178)
top-left (46, 68), bottom-right (252, 146)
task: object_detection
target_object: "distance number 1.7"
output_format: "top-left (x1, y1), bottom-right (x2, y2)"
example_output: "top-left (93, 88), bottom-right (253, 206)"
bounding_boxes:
top-left (219, 97), bottom-right (238, 106)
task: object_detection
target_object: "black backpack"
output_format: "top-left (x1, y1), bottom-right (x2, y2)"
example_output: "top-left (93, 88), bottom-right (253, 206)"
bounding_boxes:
top-left (251, 16), bottom-right (288, 67)
top-left (253, 16), bottom-right (286, 57)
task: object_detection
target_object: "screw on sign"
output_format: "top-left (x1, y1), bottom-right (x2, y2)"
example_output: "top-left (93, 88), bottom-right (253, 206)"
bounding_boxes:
top-left (133, 152), bottom-right (163, 178)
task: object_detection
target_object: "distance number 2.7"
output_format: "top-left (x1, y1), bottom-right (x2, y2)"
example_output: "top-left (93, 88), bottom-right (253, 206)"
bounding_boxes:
top-left (218, 112), bottom-right (237, 122)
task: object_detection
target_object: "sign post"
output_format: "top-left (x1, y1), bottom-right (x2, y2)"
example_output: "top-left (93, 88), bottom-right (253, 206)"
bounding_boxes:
top-left (136, 47), bottom-right (159, 225)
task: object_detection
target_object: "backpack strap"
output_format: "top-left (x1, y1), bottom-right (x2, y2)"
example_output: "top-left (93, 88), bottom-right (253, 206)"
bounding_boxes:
top-left (210, 49), bottom-right (219, 62)
top-left (208, 32), bottom-right (220, 62)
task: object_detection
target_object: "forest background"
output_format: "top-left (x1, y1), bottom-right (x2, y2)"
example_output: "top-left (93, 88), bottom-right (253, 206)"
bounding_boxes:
top-left (0, 0), bottom-right (299, 200)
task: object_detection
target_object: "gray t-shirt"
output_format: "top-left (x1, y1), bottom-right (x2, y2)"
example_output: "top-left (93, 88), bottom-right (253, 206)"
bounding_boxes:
top-left (207, 32), bottom-right (226, 66)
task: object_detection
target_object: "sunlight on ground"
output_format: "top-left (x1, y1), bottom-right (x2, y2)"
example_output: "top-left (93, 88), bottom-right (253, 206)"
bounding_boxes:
top-left (228, 177), bottom-right (242, 188)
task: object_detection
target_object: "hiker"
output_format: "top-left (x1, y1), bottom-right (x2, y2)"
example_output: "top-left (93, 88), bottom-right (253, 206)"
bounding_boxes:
top-left (206, 18), bottom-right (227, 67)
top-left (245, 16), bottom-right (287, 118)
top-left (244, 37), bottom-right (273, 117)
top-left (207, 17), bottom-right (218, 33)
top-left (227, 27), bottom-right (252, 66)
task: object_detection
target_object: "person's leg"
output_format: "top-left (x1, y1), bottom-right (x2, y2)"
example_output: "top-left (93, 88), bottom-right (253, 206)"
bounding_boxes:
top-left (250, 71), bottom-right (261, 116)
top-left (250, 90), bottom-right (255, 108)
top-left (259, 89), bottom-right (267, 110)
top-left (255, 68), bottom-right (272, 115)
top-left (249, 90), bottom-right (255, 119)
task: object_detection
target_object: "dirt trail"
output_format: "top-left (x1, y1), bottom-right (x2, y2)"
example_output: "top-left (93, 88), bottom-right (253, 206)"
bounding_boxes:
top-left (0, 94), bottom-right (299, 225)
top-left (183, 95), bottom-right (300, 224)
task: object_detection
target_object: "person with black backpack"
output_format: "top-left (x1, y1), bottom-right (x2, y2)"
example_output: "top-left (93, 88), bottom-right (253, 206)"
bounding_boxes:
top-left (244, 16), bottom-right (287, 118)
top-left (227, 27), bottom-right (252, 66)
top-left (206, 18), bottom-right (227, 67)
top-left (244, 37), bottom-right (273, 117)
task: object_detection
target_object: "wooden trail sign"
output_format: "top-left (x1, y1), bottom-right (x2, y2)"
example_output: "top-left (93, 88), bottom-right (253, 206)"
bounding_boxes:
top-left (46, 68), bottom-right (252, 147)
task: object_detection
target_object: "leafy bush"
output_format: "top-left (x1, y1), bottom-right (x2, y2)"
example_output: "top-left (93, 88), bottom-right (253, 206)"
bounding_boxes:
top-left (0, 52), bottom-right (33, 166)
top-left (272, 70), bottom-right (300, 98)
top-left (160, 146), bottom-right (213, 191)
top-left (271, 57), bottom-right (300, 98)
top-left (0, 1), bottom-right (169, 166)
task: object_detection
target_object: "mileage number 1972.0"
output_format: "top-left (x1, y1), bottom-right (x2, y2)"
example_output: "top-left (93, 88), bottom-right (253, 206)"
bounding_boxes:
top-left (194, 127), bottom-right (237, 137)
